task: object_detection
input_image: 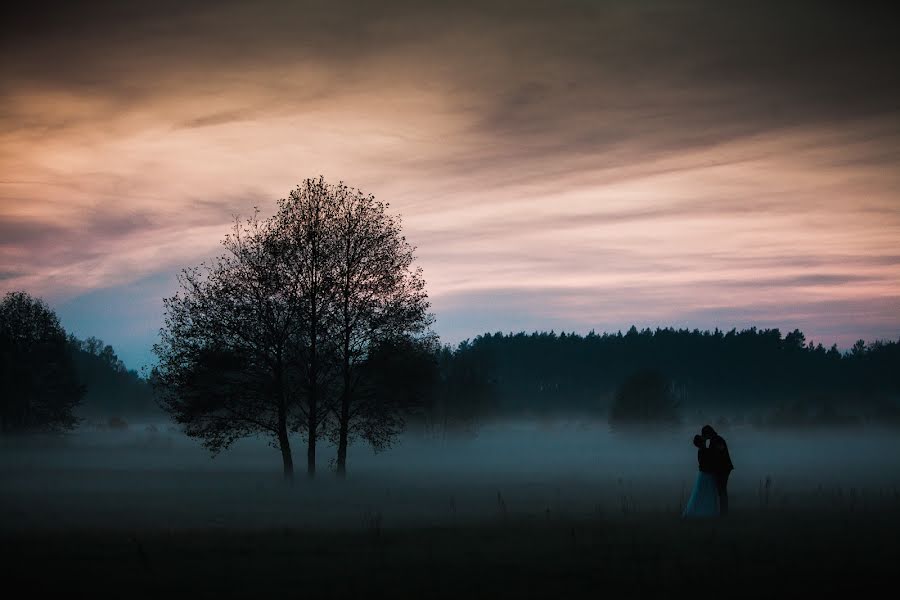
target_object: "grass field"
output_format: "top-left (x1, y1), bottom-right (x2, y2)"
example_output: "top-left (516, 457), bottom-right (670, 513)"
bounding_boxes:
top-left (3, 425), bottom-right (899, 597)
top-left (3, 508), bottom-right (898, 598)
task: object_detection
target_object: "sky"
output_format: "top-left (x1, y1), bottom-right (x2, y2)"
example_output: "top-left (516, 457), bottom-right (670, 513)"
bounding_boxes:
top-left (2, 0), bottom-right (899, 370)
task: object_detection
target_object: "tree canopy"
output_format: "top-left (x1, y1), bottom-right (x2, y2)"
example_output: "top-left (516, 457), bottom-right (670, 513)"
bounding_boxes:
top-left (68, 335), bottom-right (157, 417)
top-left (427, 327), bottom-right (900, 425)
top-left (154, 177), bottom-right (434, 478)
top-left (0, 291), bottom-right (83, 432)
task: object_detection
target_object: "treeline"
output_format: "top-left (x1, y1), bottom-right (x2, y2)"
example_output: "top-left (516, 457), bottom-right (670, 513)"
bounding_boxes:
top-left (1, 290), bottom-right (154, 432)
top-left (425, 327), bottom-right (900, 427)
top-left (68, 336), bottom-right (157, 418)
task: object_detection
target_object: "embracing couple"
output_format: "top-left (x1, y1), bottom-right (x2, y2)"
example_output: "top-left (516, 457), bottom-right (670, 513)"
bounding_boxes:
top-left (682, 424), bottom-right (734, 518)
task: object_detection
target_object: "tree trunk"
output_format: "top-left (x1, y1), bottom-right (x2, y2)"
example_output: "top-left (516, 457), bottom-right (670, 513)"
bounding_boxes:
top-left (336, 341), bottom-right (351, 477)
top-left (306, 417), bottom-right (316, 479)
top-left (275, 365), bottom-right (293, 482)
top-left (307, 284), bottom-right (318, 478)
top-left (278, 422), bottom-right (294, 482)
top-left (336, 392), bottom-right (350, 477)
top-left (307, 410), bottom-right (317, 478)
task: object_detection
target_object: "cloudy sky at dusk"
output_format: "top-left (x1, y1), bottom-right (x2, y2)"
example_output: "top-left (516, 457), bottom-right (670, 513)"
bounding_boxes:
top-left (2, 1), bottom-right (899, 369)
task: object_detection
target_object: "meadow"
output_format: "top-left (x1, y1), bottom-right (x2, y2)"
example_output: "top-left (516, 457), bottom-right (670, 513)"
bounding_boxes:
top-left (2, 421), bottom-right (899, 596)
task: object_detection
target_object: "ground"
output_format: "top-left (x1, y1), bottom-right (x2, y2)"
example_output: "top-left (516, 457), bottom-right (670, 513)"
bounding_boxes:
top-left (3, 509), bottom-right (898, 598)
top-left (4, 425), bottom-right (900, 597)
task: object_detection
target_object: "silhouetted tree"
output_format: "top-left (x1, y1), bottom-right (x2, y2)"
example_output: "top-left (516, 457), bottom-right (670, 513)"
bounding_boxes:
top-left (155, 177), bottom-right (435, 479)
top-left (0, 291), bottom-right (83, 431)
top-left (850, 339), bottom-right (867, 357)
top-left (324, 182), bottom-right (433, 476)
top-left (153, 213), bottom-right (305, 480)
top-left (784, 329), bottom-right (806, 352)
top-left (270, 178), bottom-right (342, 478)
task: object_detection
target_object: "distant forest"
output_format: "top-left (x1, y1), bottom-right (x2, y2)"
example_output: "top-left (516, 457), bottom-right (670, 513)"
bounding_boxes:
top-left (5, 289), bottom-right (900, 432)
top-left (1, 290), bottom-right (157, 432)
top-left (23, 325), bottom-right (900, 428)
top-left (67, 336), bottom-right (158, 419)
top-left (427, 327), bottom-right (900, 429)
top-left (73, 325), bottom-right (900, 427)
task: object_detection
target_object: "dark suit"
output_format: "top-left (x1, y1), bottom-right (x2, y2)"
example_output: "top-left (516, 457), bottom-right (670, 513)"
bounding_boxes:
top-left (708, 434), bottom-right (734, 514)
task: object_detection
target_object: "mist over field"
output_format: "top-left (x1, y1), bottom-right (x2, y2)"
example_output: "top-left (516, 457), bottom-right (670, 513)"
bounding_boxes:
top-left (3, 418), bottom-right (898, 532)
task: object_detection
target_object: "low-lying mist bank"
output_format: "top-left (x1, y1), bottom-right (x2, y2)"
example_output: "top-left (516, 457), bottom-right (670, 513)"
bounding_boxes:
top-left (2, 420), bottom-right (899, 531)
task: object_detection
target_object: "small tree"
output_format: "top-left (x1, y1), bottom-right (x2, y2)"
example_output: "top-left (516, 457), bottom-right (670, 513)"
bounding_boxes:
top-left (0, 291), bottom-right (83, 432)
top-left (608, 369), bottom-right (680, 426)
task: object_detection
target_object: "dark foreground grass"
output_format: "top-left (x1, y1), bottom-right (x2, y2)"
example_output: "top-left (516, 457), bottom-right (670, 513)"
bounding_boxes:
top-left (3, 509), bottom-right (898, 598)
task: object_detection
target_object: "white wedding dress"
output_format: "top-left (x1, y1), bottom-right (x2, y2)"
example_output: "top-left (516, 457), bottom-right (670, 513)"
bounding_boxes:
top-left (682, 471), bottom-right (720, 518)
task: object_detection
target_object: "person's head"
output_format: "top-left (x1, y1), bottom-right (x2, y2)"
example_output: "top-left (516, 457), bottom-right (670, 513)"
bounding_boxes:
top-left (701, 424), bottom-right (716, 439)
top-left (693, 434), bottom-right (703, 449)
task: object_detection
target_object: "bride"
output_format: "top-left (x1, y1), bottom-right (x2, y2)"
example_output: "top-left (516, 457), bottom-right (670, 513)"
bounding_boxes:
top-left (682, 434), bottom-right (720, 518)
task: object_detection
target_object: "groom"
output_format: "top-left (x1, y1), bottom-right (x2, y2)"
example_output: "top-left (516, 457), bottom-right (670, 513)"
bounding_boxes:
top-left (701, 424), bottom-right (734, 515)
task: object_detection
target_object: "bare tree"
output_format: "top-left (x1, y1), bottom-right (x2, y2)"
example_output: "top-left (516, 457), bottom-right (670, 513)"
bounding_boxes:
top-left (153, 213), bottom-right (304, 480)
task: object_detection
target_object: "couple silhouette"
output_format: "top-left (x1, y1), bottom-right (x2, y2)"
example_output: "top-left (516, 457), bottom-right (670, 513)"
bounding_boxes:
top-left (683, 424), bottom-right (734, 518)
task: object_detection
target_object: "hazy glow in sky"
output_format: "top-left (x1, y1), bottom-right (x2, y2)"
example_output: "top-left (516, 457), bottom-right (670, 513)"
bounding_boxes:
top-left (2, 1), bottom-right (899, 368)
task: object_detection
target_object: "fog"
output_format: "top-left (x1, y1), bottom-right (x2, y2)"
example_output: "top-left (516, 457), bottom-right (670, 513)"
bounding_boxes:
top-left (3, 419), bottom-right (899, 531)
